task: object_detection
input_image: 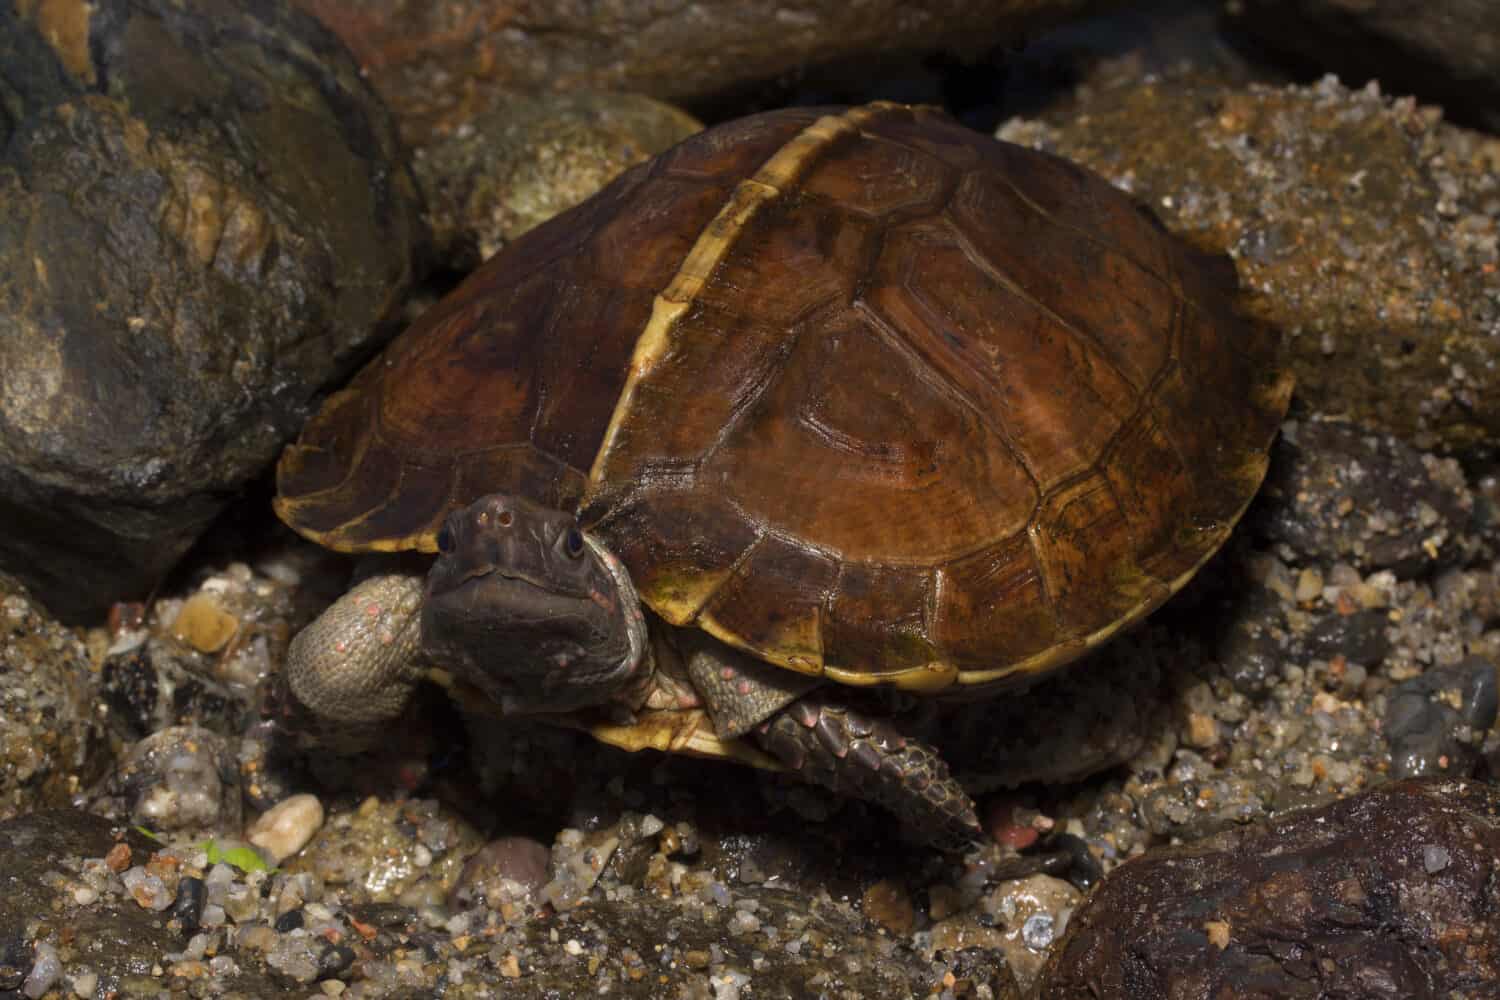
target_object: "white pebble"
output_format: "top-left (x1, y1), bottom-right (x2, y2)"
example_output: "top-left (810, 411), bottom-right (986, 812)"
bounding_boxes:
top-left (121, 867), bottom-right (174, 911)
top-left (1022, 913), bottom-right (1056, 950)
top-left (22, 942), bottom-right (61, 999)
top-left (247, 794), bottom-right (324, 862)
top-left (70, 970), bottom-right (98, 998)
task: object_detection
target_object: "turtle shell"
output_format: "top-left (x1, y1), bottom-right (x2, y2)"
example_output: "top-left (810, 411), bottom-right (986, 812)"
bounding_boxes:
top-left (276, 102), bottom-right (1292, 696)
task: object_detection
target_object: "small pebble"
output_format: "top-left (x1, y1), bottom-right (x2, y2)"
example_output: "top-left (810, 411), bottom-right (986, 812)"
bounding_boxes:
top-left (1204, 920), bottom-right (1231, 949)
top-left (1295, 568), bottom-right (1324, 604)
top-left (247, 794), bottom-right (324, 863)
top-left (862, 879), bottom-right (914, 935)
top-left (169, 592), bottom-right (240, 653)
top-left (1423, 845), bottom-right (1451, 873)
top-left (121, 867), bottom-right (174, 911)
top-left (1184, 712), bottom-right (1219, 749)
top-left (105, 843), bottom-right (132, 872)
top-left (1022, 914), bottom-right (1056, 950)
top-left (22, 942), bottom-right (60, 999)
top-left (170, 877), bottom-right (206, 932)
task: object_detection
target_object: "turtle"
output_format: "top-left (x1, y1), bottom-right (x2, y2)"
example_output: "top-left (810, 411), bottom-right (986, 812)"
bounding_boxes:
top-left (273, 101), bottom-right (1293, 850)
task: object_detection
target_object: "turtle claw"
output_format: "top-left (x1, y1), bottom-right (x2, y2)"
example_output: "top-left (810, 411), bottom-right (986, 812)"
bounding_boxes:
top-left (756, 694), bottom-right (983, 852)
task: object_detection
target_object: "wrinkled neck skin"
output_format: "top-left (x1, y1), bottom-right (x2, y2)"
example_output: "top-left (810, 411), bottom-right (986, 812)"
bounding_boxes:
top-left (420, 493), bottom-right (652, 718)
top-left (584, 534), bottom-right (653, 707)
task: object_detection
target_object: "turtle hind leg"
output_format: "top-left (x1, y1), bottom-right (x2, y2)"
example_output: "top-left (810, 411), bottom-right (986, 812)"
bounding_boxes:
top-left (754, 693), bottom-right (983, 852)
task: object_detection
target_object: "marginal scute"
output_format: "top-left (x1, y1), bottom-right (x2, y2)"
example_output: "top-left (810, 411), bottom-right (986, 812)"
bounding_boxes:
top-left (274, 387), bottom-right (367, 508)
top-left (1031, 472), bottom-right (1165, 640)
top-left (932, 533), bottom-right (1057, 670)
top-left (824, 561), bottom-right (936, 672)
top-left (699, 533), bottom-right (840, 674)
top-left (588, 488), bottom-right (758, 626)
top-left (1100, 409), bottom-right (1201, 584)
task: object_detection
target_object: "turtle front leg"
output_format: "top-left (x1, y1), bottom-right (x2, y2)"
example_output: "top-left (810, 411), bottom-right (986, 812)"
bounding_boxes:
top-left (755, 694), bottom-right (983, 852)
top-left (280, 571), bottom-right (427, 747)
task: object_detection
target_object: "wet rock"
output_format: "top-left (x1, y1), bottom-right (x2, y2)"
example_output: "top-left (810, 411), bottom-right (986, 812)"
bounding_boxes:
top-left (0, 0), bottom-right (423, 620)
top-left (1299, 607), bottom-right (1391, 667)
top-left (447, 834), bottom-right (552, 911)
top-left (1214, 595), bottom-right (1287, 699)
top-left (1385, 656), bottom-right (1498, 778)
top-left (999, 74), bottom-right (1500, 457)
top-left (415, 91), bottom-right (701, 271)
top-left (294, 0), bottom-right (1093, 144)
top-left (929, 874), bottom-right (1081, 992)
top-left (1227, 0), bottom-right (1500, 133)
top-left (1255, 419), bottom-right (1475, 576)
top-left (0, 574), bottom-right (102, 820)
top-left (110, 726), bottom-right (242, 837)
top-left (1036, 779), bottom-right (1500, 998)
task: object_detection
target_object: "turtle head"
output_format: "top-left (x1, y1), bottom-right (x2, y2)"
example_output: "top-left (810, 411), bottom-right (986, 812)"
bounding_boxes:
top-left (422, 493), bottom-right (647, 716)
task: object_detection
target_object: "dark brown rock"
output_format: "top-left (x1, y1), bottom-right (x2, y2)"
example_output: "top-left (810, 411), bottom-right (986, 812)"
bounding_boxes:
top-left (1385, 656), bottom-right (1498, 780)
top-left (291, 0), bottom-right (1098, 144)
top-left (0, 0), bottom-right (424, 621)
top-left (1227, 0), bottom-right (1500, 133)
top-left (1254, 418), bottom-right (1476, 576)
top-left (1036, 778), bottom-right (1500, 998)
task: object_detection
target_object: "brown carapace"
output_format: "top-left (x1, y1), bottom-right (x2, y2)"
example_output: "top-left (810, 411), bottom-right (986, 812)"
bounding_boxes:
top-left (277, 101), bottom-right (1292, 703)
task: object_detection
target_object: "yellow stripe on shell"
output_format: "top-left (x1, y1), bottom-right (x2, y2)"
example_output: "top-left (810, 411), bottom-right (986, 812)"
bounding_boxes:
top-left (584, 104), bottom-right (903, 500)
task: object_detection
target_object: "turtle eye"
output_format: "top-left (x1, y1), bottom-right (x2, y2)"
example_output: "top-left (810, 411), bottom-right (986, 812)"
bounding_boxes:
top-left (564, 528), bottom-right (585, 559)
top-left (436, 525), bottom-right (454, 554)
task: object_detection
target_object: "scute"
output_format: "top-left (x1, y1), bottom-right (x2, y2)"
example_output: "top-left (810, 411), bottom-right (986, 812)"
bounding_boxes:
top-left (277, 101), bottom-right (1292, 696)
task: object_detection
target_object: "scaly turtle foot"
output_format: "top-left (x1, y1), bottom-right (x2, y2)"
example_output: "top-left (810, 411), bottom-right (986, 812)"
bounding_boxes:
top-left (755, 694), bottom-right (983, 851)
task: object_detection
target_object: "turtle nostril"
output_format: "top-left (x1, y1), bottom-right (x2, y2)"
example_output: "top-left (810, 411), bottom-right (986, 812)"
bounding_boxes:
top-left (497, 509), bottom-right (514, 527)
